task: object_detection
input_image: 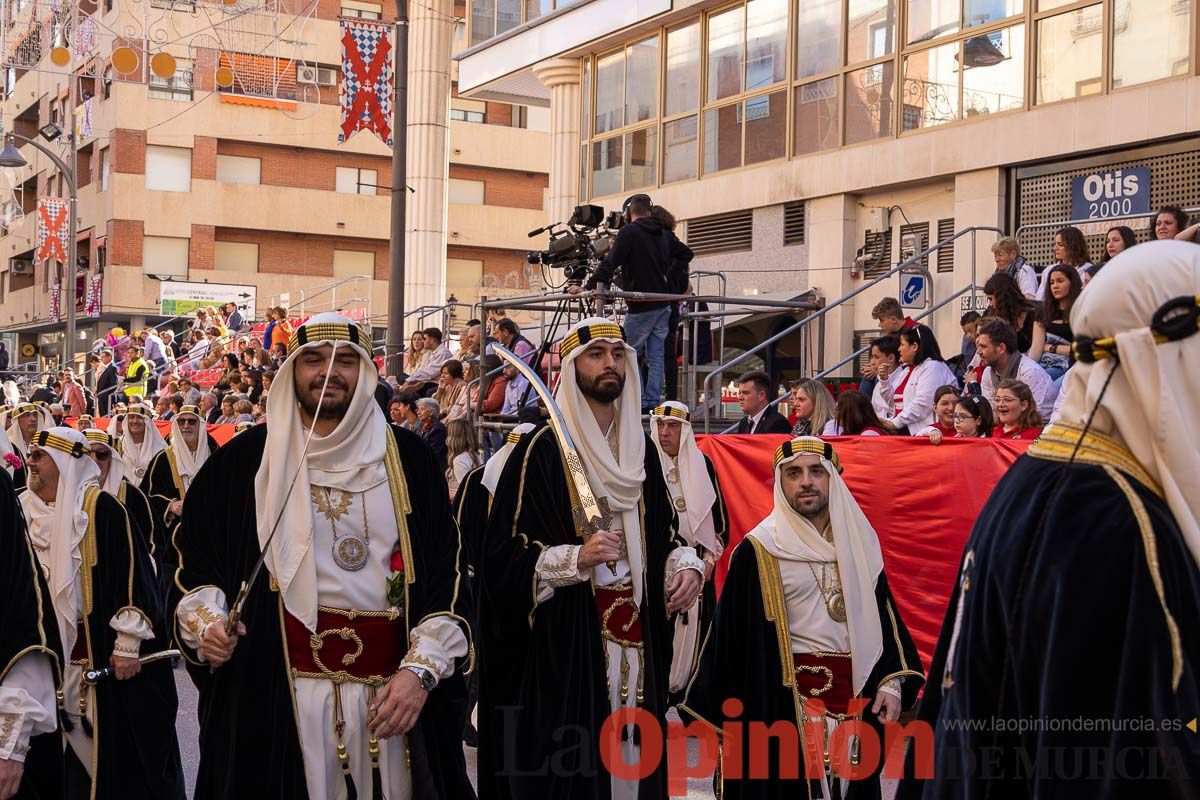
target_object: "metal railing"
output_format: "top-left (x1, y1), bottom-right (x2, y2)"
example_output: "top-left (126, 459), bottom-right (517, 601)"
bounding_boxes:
top-left (1013, 206), bottom-right (1200, 256)
top-left (701, 225), bottom-right (1004, 433)
top-left (267, 273), bottom-right (373, 320)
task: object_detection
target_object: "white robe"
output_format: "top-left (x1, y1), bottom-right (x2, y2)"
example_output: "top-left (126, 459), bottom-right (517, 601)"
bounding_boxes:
top-left (177, 480), bottom-right (467, 800)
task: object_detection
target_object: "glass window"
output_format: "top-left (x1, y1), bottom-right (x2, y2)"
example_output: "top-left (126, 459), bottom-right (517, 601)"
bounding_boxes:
top-left (1112, 0), bottom-right (1190, 89)
top-left (448, 178), bottom-right (486, 204)
top-left (624, 127), bottom-right (658, 189)
top-left (796, 0), bottom-right (840, 79)
top-left (1036, 0), bottom-right (1073, 9)
top-left (845, 61), bottom-right (896, 144)
top-left (524, 0), bottom-right (551, 23)
top-left (580, 144), bottom-right (588, 200)
top-left (907, 0), bottom-right (958, 45)
top-left (497, 0), bottom-right (521, 35)
top-left (663, 116), bottom-right (698, 182)
top-left (703, 103), bottom-right (742, 174)
top-left (665, 21), bottom-right (701, 116)
top-left (591, 137), bottom-right (623, 197)
top-left (745, 0), bottom-right (787, 91)
top-left (470, 0), bottom-right (495, 45)
top-left (336, 167), bottom-right (377, 195)
top-left (962, 25), bottom-right (1024, 116)
top-left (1036, 5), bottom-right (1102, 104)
top-left (626, 37), bottom-right (659, 127)
top-left (964, 0), bottom-right (1021, 28)
top-left (594, 50), bottom-right (624, 134)
top-left (581, 59), bottom-right (591, 138)
top-left (707, 5), bottom-right (744, 103)
top-left (901, 41), bottom-right (959, 131)
top-left (744, 90), bottom-right (786, 164)
top-left (847, 0), bottom-right (896, 64)
top-left (793, 78), bottom-right (840, 155)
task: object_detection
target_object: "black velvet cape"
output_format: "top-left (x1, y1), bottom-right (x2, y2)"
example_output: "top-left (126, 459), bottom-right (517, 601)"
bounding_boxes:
top-left (453, 463), bottom-right (489, 579)
top-left (897, 439), bottom-right (1200, 800)
top-left (0, 468), bottom-right (63, 800)
top-left (476, 426), bottom-right (683, 799)
top-left (168, 423), bottom-right (476, 800)
top-left (69, 487), bottom-right (184, 799)
top-left (680, 536), bottom-right (924, 800)
top-left (115, 480), bottom-right (155, 579)
top-left (140, 436), bottom-right (218, 582)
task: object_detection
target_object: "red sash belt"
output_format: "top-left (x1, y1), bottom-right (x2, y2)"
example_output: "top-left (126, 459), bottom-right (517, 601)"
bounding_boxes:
top-left (284, 608), bottom-right (405, 684)
top-left (70, 622), bottom-right (88, 663)
top-left (793, 652), bottom-right (853, 716)
top-left (594, 584), bottom-right (643, 647)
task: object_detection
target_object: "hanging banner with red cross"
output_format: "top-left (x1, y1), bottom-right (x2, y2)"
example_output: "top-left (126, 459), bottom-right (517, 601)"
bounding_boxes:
top-left (339, 18), bottom-right (393, 147)
top-left (35, 197), bottom-right (70, 264)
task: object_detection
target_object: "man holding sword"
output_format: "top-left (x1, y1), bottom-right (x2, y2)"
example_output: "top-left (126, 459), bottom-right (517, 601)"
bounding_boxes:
top-left (477, 317), bottom-right (704, 799)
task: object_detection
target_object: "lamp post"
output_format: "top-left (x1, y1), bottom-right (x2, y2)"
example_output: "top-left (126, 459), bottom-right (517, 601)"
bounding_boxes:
top-left (0, 131), bottom-right (78, 371)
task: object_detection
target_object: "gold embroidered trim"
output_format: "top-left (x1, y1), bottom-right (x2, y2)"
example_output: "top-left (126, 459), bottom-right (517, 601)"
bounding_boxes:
top-left (1028, 423), bottom-right (1162, 498)
top-left (885, 599), bottom-right (910, 673)
top-left (1104, 466), bottom-right (1183, 690)
top-left (795, 664), bottom-right (833, 696)
top-left (746, 537), bottom-right (794, 689)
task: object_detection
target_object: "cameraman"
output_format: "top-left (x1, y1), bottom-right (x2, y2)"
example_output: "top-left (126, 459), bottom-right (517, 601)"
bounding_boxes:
top-left (568, 194), bottom-right (693, 411)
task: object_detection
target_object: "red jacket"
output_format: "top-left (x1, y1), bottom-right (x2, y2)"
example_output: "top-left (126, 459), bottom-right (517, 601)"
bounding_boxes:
top-left (993, 425), bottom-right (1042, 440)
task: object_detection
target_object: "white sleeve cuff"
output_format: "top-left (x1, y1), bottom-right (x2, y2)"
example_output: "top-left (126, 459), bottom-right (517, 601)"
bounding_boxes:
top-left (665, 546), bottom-right (705, 588)
top-left (400, 615), bottom-right (470, 684)
top-left (878, 678), bottom-right (902, 699)
top-left (0, 653), bottom-right (56, 761)
top-left (175, 587), bottom-right (229, 658)
top-left (111, 606), bottom-right (154, 657)
top-left (533, 544), bottom-right (586, 603)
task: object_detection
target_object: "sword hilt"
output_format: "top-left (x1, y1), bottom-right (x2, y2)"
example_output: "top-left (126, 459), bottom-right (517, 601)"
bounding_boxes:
top-left (225, 580), bottom-right (249, 637)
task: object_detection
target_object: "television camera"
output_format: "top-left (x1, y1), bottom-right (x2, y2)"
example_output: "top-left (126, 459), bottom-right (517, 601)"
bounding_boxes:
top-left (526, 204), bottom-right (622, 286)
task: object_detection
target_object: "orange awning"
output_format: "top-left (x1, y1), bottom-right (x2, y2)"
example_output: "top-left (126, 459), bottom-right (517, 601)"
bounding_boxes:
top-left (219, 93), bottom-right (297, 111)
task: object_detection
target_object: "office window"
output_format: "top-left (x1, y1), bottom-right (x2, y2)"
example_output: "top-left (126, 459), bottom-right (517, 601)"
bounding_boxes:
top-left (588, 35), bottom-right (660, 194)
top-left (793, 78), bottom-right (839, 155)
top-left (214, 241), bottom-right (259, 272)
top-left (333, 249), bottom-right (375, 279)
top-left (448, 178), bottom-right (485, 204)
top-left (142, 236), bottom-right (189, 277)
top-left (845, 62), bottom-right (896, 144)
top-left (1111, 0), bottom-right (1189, 89)
top-left (1036, 5), bottom-right (1102, 103)
top-left (335, 167), bottom-right (377, 195)
top-left (216, 154), bottom-right (262, 185)
top-left (145, 146), bottom-right (192, 192)
top-left (450, 108), bottom-right (485, 123)
top-left (796, 0), bottom-right (840, 79)
top-left (847, 0), bottom-right (897, 64)
top-left (665, 21), bottom-right (700, 116)
top-left (148, 67), bottom-right (193, 101)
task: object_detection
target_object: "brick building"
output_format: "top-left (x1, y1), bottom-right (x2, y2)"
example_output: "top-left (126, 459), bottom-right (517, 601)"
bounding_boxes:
top-left (0, 0), bottom-right (550, 368)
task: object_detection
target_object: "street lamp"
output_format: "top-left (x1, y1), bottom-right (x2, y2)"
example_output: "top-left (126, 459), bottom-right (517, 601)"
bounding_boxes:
top-left (0, 133), bottom-right (78, 370)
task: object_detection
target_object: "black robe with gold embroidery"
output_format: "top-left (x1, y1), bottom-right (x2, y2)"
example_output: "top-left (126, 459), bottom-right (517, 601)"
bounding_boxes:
top-left (168, 423), bottom-right (475, 799)
top-left (897, 425), bottom-right (1200, 800)
top-left (477, 426), bottom-right (683, 800)
top-left (681, 536), bottom-right (924, 800)
top-left (114, 479), bottom-right (155, 575)
top-left (0, 468), bottom-right (63, 800)
top-left (67, 487), bottom-right (184, 799)
top-left (454, 463), bottom-right (489, 581)
top-left (140, 436), bottom-right (218, 583)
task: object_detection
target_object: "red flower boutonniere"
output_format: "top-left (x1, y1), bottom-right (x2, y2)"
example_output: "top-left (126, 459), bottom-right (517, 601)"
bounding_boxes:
top-left (387, 547), bottom-right (405, 610)
top-left (3, 452), bottom-right (22, 471)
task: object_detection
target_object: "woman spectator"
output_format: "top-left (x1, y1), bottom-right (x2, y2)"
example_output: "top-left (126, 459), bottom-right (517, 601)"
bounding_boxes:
top-left (215, 399), bottom-right (237, 425)
top-left (394, 392), bottom-right (422, 432)
top-left (820, 390), bottom-right (888, 436)
top-left (416, 397), bottom-right (448, 471)
top-left (914, 385), bottom-right (959, 439)
top-left (990, 236), bottom-right (1038, 299)
top-left (926, 395), bottom-right (994, 444)
top-left (445, 418), bottom-right (481, 498)
top-left (233, 399), bottom-right (255, 420)
top-left (434, 360), bottom-right (469, 422)
top-left (1150, 206), bottom-right (1189, 240)
top-left (270, 307), bottom-right (293, 352)
top-left (215, 353), bottom-right (241, 393)
top-left (404, 331), bottom-right (427, 375)
top-left (983, 272), bottom-right (1036, 354)
top-left (878, 324), bottom-right (958, 434)
top-left (788, 378), bottom-right (835, 437)
top-left (1029, 263), bottom-right (1082, 381)
top-left (1037, 226), bottom-right (1092, 302)
top-left (388, 399), bottom-right (406, 426)
top-left (992, 379), bottom-right (1044, 440)
top-left (1101, 225), bottom-right (1137, 263)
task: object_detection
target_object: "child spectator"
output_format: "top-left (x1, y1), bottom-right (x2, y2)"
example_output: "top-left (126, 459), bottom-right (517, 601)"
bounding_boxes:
top-left (992, 379), bottom-right (1044, 439)
top-left (821, 389), bottom-right (888, 436)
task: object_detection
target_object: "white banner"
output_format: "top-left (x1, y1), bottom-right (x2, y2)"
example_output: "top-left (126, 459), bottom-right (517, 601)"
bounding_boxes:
top-left (159, 281), bottom-right (256, 317)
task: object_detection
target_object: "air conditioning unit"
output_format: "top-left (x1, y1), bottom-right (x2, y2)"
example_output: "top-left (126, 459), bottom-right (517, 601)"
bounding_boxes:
top-left (10, 259), bottom-right (33, 275)
top-left (297, 65), bottom-right (338, 87)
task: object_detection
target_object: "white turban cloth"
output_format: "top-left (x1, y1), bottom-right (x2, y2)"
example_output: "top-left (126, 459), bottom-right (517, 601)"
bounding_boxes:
top-left (649, 401), bottom-right (720, 557)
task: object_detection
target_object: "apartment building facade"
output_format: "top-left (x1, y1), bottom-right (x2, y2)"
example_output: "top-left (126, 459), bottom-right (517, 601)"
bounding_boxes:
top-left (0, 0), bottom-right (550, 367)
top-left (457, 0), bottom-right (1200, 379)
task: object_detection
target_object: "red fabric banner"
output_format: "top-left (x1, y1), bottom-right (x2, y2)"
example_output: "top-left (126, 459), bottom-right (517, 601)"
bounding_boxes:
top-left (695, 434), bottom-right (1031, 670)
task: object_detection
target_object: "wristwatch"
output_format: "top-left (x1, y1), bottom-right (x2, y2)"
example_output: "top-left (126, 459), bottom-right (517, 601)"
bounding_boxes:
top-left (401, 664), bottom-right (437, 692)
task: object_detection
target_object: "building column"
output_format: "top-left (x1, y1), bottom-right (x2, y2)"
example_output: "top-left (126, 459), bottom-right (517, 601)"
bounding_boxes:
top-left (807, 194), bottom-right (859, 372)
top-left (405, 0), bottom-right (453, 319)
top-left (532, 57), bottom-right (581, 225)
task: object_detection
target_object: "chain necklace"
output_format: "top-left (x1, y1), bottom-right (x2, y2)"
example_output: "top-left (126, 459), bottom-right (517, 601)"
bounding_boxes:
top-left (311, 486), bottom-right (369, 571)
top-left (666, 456), bottom-right (687, 512)
top-left (807, 560), bottom-right (847, 623)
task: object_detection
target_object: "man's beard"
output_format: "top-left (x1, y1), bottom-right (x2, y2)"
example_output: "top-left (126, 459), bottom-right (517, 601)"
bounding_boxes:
top-left (297, 377), bottom-right (354, 421)
top-left (577, 369), bottom-right (624, 404)
top-left (788, 490), bottom-right (828, 520)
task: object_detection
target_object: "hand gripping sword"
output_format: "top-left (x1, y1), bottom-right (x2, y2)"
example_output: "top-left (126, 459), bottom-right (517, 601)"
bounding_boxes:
top-left (492, 344), bottom-right (618, 575)
top-left (84, 650), bottom-right (181, 684)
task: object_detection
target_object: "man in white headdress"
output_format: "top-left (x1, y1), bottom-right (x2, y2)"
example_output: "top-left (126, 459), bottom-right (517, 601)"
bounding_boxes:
top-left (4, 402), bottom-right (52, 490)
top-left (141, 405), bottom-right (218, 583)
top-left (83, 428), bottom-right (157, 575)
top-left (117, 403), bottom-right (165, 484)
top-left (478, 317), bottom-right (705, 799)
top-left (170, 312), bottom-right (474, 799)
top-left (682, 437), bottom-right (923, 800)
top-left (903, 240), bottom-right (1200, 799)
top-left (19, 427), bottom-right (183, 798)
top-left (648, 401), bottom-right (728, 701)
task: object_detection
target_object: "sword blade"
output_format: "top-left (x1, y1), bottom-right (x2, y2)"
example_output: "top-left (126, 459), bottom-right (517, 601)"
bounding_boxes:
top-left (83, 649), bottom-right (182, 684)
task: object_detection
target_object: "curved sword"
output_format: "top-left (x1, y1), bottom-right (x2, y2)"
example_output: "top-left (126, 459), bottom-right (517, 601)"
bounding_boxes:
top-left (493, 344), bottom-right (617, 574)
